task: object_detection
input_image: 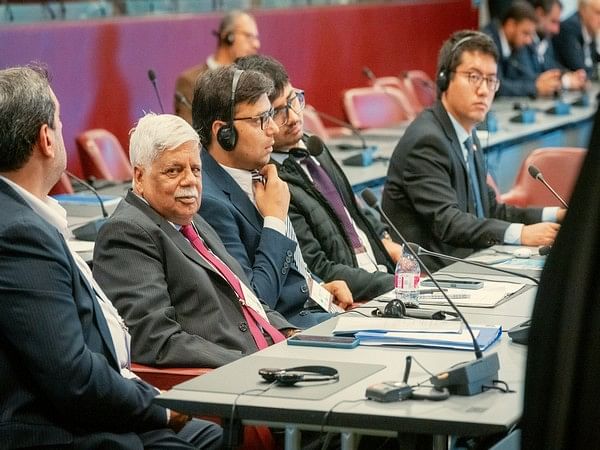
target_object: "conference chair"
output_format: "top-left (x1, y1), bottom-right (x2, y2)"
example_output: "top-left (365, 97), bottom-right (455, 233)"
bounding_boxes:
top-left (403, 70), bottom-right (436, 108)
top-left (49, 172), bottom-right (74, 196)
top-left (76, 129), bottom-right (133, 182)
top-left (342, 86), bottom-right (415, 129)
top-left (302, 105), bottom-right (352, 139)
top-left (500, 147), bottom-right (586, 208)
top-left (131, 363), bottom-right (278, 450)
top-left (370, 75), bottom-right (424, 113)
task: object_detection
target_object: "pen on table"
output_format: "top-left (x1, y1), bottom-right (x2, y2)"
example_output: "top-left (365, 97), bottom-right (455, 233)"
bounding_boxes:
top-left (418, 288), bottom-right (447, 295)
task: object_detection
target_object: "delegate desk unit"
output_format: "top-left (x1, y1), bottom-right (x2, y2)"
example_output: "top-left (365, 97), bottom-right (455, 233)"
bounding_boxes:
top-left (156, 269), bottom-right (534, 450)
top-left (327, 89), bottom-right (597, 193)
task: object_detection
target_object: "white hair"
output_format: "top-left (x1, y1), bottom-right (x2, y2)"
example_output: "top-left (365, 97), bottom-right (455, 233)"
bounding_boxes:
top-left (129, 113), bottom-right (200, 170)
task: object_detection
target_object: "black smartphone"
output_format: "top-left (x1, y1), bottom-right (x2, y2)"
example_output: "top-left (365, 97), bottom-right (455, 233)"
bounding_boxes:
top-left (287, 334), bottom-right (359, 349)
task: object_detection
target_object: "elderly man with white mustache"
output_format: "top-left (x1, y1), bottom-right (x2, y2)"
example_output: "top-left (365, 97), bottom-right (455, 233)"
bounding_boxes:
top-left (93, 113), bottom-right (297, 369)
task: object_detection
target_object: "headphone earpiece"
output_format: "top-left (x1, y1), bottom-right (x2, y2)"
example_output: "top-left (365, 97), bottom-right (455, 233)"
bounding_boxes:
top-left (224, 32), bottom-right (235, 46)
top-left (436, 34), bottom-right (477, 94)
top-left (372, 299), bottom-right (407, 318)
top-left (216, 69), bottom-right (243, 151)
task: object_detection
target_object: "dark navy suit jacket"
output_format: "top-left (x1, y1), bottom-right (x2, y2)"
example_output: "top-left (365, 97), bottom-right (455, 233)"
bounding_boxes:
top-left (0, 179), bottom-right (167, 448)
top-left (200, 150), bottom-right (331, 328)
top-left (554, 12), bottom-right (599, 79)
top-left (484, 22), bottom-right (538, 97)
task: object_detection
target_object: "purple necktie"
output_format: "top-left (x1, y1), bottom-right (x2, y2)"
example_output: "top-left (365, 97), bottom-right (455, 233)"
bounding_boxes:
top-left (303, 158), bottom-right (365, 252)
top-left (180, 224), bottom-right (285, 349)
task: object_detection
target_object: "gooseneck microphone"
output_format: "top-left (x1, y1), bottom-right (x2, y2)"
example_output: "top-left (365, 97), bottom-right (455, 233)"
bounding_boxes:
top-left (361, 189), bottom-right (500, 396)
top-left (65, 171), bottom-right (109, 241)
top-left (147, 69), bottom-right (165, 114)
top-left (309, 107), bottom-right (371, 150)
top-left (362, 66), bottom-right (377, 83)
top-left (175, 90), bottom-right (193, 111)
top-left (528, 164), bottom-right (569, 209)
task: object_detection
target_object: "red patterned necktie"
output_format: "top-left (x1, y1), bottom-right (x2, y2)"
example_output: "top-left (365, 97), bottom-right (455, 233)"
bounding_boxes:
top-left (180, 224), bottom-right (284, 349)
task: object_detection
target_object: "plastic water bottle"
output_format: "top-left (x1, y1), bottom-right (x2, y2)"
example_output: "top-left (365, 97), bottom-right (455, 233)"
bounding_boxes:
top-left (394, 247), bottom-right (421, 307)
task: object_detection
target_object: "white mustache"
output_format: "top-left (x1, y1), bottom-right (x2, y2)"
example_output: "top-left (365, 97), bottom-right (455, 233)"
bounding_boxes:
top-left (174, 187), bottom-right (199, 199)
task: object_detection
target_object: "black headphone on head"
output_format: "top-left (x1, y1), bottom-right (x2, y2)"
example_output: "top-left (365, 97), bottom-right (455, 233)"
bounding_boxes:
top-left (259, 366), bottom-right (339, 386)
top-left (217, 69), bottom-right (244, 151)
top-left (437, 35), bottom-right (477, 93)
top-left (224, 31), bottom-right (235, 46)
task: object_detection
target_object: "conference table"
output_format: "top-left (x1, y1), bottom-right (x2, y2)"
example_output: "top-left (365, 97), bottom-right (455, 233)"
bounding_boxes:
top-left (325, 88), bottom-right (597, 193)
top-left (155, 256), bottom-right (537, 450)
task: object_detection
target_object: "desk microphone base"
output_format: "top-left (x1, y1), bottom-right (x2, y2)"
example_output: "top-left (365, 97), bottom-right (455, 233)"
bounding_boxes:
top-left (430, 353), bottom-right (500, 396)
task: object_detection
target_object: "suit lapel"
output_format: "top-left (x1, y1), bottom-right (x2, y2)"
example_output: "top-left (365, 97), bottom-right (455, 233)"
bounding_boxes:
top-left (201, 149), bottom-right (264, 233)
top-left (123, 190), bottom-right (219, 275)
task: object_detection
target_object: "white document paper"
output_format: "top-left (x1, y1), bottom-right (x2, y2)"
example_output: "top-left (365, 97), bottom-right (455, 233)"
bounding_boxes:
top-left (333, 316), bottom-right (463, 335)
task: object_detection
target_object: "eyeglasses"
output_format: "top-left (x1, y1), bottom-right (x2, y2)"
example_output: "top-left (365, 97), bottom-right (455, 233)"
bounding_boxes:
top-left (455, 71), bottom-right (500, 92)
top-left (233, 107), bottom-right (275, 130)
top-left (235, 30), bottom-right (260, 43)
top-left (273, 90), bottom-right (305, 126)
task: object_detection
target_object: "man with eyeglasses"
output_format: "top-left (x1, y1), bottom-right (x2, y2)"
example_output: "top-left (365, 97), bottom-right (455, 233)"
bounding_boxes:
top-left (554, 0), bottom-right (600, 80)
top-left (195, 66), bottom-right (353, 328)
top-left (483, 0), bottom-right (562, 97)
top-left (235, 55), bottom-right (399, 302)
top-left (174, 10), bottom-right (260, 124)
top-left (382, 30), bottom-right (565, 269)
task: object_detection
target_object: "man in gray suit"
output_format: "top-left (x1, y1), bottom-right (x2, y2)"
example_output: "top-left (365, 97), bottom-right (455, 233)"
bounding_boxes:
top-left (93, 113), bottom-right (296, 369)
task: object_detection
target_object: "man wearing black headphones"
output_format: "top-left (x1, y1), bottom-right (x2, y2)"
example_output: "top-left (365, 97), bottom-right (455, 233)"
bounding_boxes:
top-left (174, 10), bottom-right (260, 124)
top-left (195, 66), bottom-right (353, 328)
top-left (235, 54), bottom-right (399, 302)
top-left (382, 30), bottom-right (565, 269)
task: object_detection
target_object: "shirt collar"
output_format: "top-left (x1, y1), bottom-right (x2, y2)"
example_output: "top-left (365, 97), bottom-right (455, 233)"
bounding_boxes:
top-left (0, 175), bottom-right (70, 239)
top-left (219, 164), bottom-right (256, 203)
top-left (498, 28), bottom-right (512, 59)
top-left (446, 111), bottom-right (472, 150)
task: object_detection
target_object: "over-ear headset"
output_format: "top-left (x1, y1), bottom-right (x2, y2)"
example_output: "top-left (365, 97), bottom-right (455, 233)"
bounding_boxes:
top-left (372, 299), bottom-right (407, 318)
top-left (437, 34), bottom-right (477, 93)
top-left (224, 31), bottom-right (235, 46)
top-left (258, 366), bottom-right (339, 386)
top-left (217, 69), bottom-right (243, 151)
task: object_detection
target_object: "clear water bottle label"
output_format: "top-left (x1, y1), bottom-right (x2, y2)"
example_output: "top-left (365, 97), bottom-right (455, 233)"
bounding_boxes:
top-left (395, 273), bottom-right (420, 290)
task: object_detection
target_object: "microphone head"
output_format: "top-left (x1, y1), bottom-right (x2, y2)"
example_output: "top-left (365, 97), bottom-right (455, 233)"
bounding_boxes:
top-left (147, 69), bottom-right (157, 82)
top-left (362, 66), bottom-right (375, 79)
top-left (528, 164), bottom-right (542, 180)
top-left (538, 245), bottom-right (552, 256)
top-left (360, 188), bottom-right (378, 208)
top-left (305, 134), bottom-right (324, 157)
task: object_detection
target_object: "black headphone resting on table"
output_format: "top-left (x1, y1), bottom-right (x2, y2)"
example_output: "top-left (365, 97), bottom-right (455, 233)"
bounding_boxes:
top-left (217, 69), bottom-right (244, 151)
top-left (371, 299), bottom-right (407, 318)
top-left (259, 366), bottom-right (339, 386)
top-left (436, 34), bottom-right (477, 93)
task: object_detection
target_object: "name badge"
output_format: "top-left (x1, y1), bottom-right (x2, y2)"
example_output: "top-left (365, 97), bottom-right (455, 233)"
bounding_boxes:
top-left (309, 280), bottom-right (344, 313)
top-left (240, 283), bottom-right (269, 321)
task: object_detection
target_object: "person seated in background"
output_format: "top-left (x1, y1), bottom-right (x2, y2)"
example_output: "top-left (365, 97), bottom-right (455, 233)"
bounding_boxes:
top-left (382, 31), bottom-right (565, 270)
top-left (235, 54), bottom-right (398, 301)
top-left (483, 0), bottom-right (562, 97)
top-left (174, 10), bottom-right (260, 124)
top-left (553, 0), bottom-right (600, 80)
top-left (0, 65), bottom-right (222, 450)
top-left (93, 113), bottom-right (296, 369)
top-left (194, 66), bottom-right (353, 328)
top-left (526, 0), bottom-right (588, 90)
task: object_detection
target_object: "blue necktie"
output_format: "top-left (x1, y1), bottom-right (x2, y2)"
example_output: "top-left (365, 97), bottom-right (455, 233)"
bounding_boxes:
top-left (465, 136), bottom-right (484, 219)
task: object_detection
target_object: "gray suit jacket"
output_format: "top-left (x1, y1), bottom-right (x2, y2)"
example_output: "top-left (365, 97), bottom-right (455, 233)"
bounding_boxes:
top-left (93, 190), bottom-right (293, 368)
top-left (382, 101), bottom-right (543, 269)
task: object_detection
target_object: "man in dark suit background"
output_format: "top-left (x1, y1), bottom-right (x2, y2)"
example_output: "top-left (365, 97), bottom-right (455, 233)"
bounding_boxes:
top-left (553, 0), bottom-right (600, 80)
top-left (93, 113), bottom-right (296, 368)
top-left (174, 10), bottom-right (260, 124)
top-left (525, 0), bottom-right (588, 89)
top-left (382, 31), bottom-right (565, 269)
top-left (483, 1), bottom-right (562, 97)
top-left (235, 55), bottom-right (398, 302)
top-left (0, 66), bottom-right (222, 449)
top-left (194, 66), bottom-right (353, 328)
